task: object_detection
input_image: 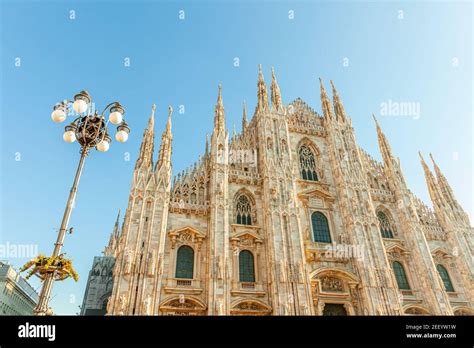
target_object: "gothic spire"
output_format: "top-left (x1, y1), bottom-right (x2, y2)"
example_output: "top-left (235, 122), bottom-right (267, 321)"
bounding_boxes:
top-left (104, 209), bottom-right (121, 256)
top-left (373, 114), bottom-right (395, 166)
top-left (330, 80), bottom-right (347, 122)
top-left (232, 123), bottom-right (237, 142)
top-left (147, 105), bottom-right (155, 129)
top-left (429, 153), bottom-right (464, 209)
top-left (213, 84), bottom-right (226, 134)
top-left (430, 154), bottom-right (471, 225)
top-left (270, 66), bottom-right (283, 111)
top-left (256, 64), bottom-right (269, 112)
top-left (319, 78), bottom-right (332, 120)
top-left (157, 106), bottom-right (173, 168)
top-left (176, 172), bottom-right (181, 186)
top-left (135, 104), bottom-right (156, 169)
top-left (242, 100), bottom-right (248, 131)
top-left (165, 106), bottom-right (172, 134)
top-left (419, 152), bottom-right (445, 208)
top-left (113, 209), bottom-right (121, 238)
top-left (205, 133), bottom-right (209, 158)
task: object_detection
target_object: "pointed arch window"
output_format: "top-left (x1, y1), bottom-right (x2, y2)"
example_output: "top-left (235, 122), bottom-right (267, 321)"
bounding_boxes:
top-left (392, 261), bottom-right (410, 290)
top-left (311, 212), bottom-right (331, 243)
top-left (175, 245), bottom-right (194, 279)
top-left (236, 194), bottom-right (252, 225)
top-left (239, 250), bottom-right (255, 282)
top-left (436, 264), bottom-right (455, 292)
top-left (298, 145), bottom-right (318, 181)
top-left (377, 211), bottom-right (395, 239)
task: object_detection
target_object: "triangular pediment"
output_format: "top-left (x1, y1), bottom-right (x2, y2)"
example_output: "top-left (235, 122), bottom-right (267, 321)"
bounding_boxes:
top-left (168, 226), bottom-right (206, 239)
top-left (232, 231), bottom-right (261, 242)
top-left (431, 247), bottom-right (452, 259)
top-left (299, 188), bottom-right (333, 200)
top-left (298, 187), bottom-right (334, 209)
top-left (386, 243), bottom-right (409, 255)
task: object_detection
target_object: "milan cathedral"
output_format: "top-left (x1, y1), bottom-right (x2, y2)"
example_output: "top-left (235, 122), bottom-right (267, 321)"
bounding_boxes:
top-left (99, 66), bottom-right (473, 315)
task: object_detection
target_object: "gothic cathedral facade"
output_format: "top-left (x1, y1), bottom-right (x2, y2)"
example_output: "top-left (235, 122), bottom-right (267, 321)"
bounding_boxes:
top-left (105, 66), bottom-right (473, 316)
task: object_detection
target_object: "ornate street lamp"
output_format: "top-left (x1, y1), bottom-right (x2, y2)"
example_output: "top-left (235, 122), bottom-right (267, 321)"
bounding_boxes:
top-left (32, 90), bottom-right (130, 315)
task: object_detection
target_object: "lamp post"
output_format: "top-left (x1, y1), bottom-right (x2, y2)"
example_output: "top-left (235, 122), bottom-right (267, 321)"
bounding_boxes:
top-left (33, 90), bottom-right (130, 315)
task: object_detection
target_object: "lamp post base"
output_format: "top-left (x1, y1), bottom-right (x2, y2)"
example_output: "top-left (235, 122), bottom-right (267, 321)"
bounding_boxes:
top-left (33, 149), bottom-right (88, 316)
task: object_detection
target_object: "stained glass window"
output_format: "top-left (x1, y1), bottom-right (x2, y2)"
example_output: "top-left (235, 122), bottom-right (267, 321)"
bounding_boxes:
top-left (239, 250), bottom-right (255, 282)
top-left (236, 194), bottom-right (252, 225)
top-left (377, 211), bottom-right (395, 239)
top-left (175, 245), bottom-right (194, 279)
top-left (436, 264), bottom-right (455, 292)
top-left (311, 212), bottom-right (331, 243)
top-left (299, 145), bottom-right (318, 181)
top-left (393, 261), bottom-right (410, 290)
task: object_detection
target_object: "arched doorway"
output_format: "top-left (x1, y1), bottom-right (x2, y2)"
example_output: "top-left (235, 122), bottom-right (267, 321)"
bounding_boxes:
top-left (230, 299), bottom-right (272, 316)
top-left (404, 306), bottom-right (429, 315)
top-left (322, 303), bottom-right (348, 316)
top-left (159, 296), bottom-right (207, 316)
top-left (453, 307), bottom-right (474, 316)
top-left (310, 268), bottom-right (361, 315)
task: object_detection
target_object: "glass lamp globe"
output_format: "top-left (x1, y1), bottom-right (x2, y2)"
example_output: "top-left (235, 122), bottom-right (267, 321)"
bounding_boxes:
top-left (73, 99), bottom-right (88, 114)
top-left (51, 109), bottom-right (66, 123)
top-left (115, 130), bottom-right (129, 143)
top-left (96, 140), bottom-right (110, 152)
top-left (109, 111), bottom-right (123, 125)
top-left (63, 130), bottom-right (76, 143)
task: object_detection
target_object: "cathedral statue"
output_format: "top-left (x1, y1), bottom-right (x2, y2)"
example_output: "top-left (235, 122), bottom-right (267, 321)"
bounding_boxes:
top-left (123, 250), bottom-right (133, 275)
top-left (147, 251), bottom-right (156, 277)
top-left (142, 295), bottom-right (152, 315)
top-left (118, 294), bottom-right (127, 316)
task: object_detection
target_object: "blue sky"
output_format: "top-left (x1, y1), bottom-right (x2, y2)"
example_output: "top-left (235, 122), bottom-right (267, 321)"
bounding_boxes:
top-left (0, 0), bottom-right (472, 314)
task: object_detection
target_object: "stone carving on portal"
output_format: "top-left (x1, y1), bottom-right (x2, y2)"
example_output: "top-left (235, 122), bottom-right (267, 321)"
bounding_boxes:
top-left (349, 284), bottom-right (361, 315)
top-left (169, 299), bottom-right (196, 309)
top-left (321, 276), bottom-right (344, 292)
top-left (159, 296), bottom-right (207, 315)
top-left (453, 308), bottom-right (474, 316)
top-left (404, 306), bottom-right (429, 315)
top-left (230, 300), bottom-right (271, 315)
top-left (311, 269), bottom-right (360, 315)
